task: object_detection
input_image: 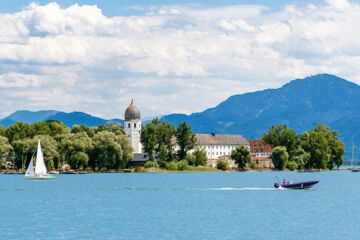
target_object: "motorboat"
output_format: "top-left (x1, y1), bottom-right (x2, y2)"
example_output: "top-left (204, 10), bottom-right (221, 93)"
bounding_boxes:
top-left (274, 180), bottom-right (319, 189)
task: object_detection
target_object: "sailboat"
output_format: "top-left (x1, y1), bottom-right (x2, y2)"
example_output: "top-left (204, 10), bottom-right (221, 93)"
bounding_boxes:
top-left (24, 140), bottom-right (55, 179)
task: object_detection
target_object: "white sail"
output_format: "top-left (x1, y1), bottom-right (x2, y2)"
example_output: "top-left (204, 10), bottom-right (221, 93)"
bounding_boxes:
top-left (35, 140), bottom-right (48, 175)
top-left (25, 155), bottom-right (35, 176)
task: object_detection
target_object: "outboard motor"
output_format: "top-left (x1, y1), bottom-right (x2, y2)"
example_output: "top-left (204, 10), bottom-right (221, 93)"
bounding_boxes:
top-left (274, 183), bottom-right (280, 188)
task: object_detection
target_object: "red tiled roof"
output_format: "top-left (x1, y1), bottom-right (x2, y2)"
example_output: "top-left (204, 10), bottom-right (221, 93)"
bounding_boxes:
top-left (248, 139), bottom-right (272, 153)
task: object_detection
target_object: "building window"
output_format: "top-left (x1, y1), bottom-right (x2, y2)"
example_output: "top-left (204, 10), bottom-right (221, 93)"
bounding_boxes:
top-left (128, 123), bottom-right (130, 128)
top-left (134, 123), bottom-right (136, 128)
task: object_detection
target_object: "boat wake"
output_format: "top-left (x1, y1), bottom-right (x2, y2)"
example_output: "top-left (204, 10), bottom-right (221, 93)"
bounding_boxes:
top-left (207, 187), bottom-right (276, 191)
top-left (95, 186), bottom-right (283, 191)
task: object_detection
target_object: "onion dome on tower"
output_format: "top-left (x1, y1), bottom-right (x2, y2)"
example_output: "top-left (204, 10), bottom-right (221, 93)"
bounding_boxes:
top-left (125, 99), bottom-right (141, 121)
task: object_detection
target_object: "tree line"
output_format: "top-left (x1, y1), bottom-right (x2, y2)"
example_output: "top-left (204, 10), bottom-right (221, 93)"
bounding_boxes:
top-left (140, 118), bottom-right (208, 170)
top-left (0, 120), bottom-right (133, 171)
top-left (263, 123), bottom-right (345, 170)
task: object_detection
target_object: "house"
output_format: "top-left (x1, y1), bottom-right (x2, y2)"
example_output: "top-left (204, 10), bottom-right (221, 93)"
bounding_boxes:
top-left (195, 133), bottom-right (250, 168)
top-left (131, 153), bottom-right (150, 168)
top-left (248, 139), bottom-right (273, 168)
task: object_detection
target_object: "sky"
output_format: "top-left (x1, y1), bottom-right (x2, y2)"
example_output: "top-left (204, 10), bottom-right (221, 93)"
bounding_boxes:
top-left (0, 0), bottom-right (360, 119)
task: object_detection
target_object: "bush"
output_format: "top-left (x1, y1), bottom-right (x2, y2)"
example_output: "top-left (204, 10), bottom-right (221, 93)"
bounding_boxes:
top-left (177, 160), bottom-right (188, 171)
top-left (157, 160), bottom-right (167, 169)
top-left (286, 161), bottom-right (298, 171)
top-left (166, 161), bottom-right (178, 171)
top-left (144, 161), bottom-right (154, 169)
top-left (250, 161), bottom-right (258, 169)
top-left (185, 154), bottom-right (196, 166)
top-left (216, 160), bottom-right (228, 170)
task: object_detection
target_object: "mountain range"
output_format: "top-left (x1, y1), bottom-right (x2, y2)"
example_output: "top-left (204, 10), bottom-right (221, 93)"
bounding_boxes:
top-left (1, 74), bottom-right (359, 159)
top-left (0, 110), bottom-right (123, 128)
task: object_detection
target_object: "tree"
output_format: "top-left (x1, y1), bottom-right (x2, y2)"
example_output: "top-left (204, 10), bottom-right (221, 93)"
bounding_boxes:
top-left (58, 132), bottom-right (93, 169)
top-left (91, 131), bottom-right (133, 169)
top-left (291, 148), bottom-right (310, 170)
top-left (107, 121), bottom-right (125, 135)
top-left (231, 145), bottom-right (251, 169)
top-left (0, 136), bottom-right (13, 167)
top-left (176, 122), bottom-right (196, 160)
top-left (45, 120), bottom-right (70, 136)
top-left (156, 120), bottom-right (176, 161)
top-left (0, 126), bottom-right (5, 136)
top-left (71, 124), bottom-right (95, 137)
top-left (263, 124), bottom-right (299, 159)
top-left (5, 122), bottom-right (33, 143)
top-left (12, 135), bottom-right (59, 170)
top-left (271, 146), bottom-right (289, 170)
top-left (301, 123), bottom-right (345, 170)
top-left (140, 122), bottom-right (157, 161)
top-left (193, 148), bottom-right (208, 166)
top-left (32, 121), bottom-right (51, 136)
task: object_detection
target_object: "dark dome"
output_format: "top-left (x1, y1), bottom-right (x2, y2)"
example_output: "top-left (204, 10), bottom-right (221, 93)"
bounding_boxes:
top-left (125, 100), bottom-right (141, 121)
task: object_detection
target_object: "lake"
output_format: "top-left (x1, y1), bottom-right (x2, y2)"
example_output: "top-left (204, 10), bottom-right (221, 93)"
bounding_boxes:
top-left (1, 171), bottom-right (360, 239)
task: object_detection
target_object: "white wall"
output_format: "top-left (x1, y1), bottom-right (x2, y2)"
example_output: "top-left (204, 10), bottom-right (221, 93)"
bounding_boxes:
top-left (124, 120), bottom-right (142, 153)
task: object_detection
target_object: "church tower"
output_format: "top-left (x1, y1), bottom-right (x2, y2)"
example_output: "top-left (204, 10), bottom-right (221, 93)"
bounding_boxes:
top-left (124, 100), bottom-right (142, 153)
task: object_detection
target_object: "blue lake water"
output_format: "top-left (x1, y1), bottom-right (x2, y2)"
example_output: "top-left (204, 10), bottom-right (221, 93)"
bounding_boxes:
top-left (1, 171), bottom-right (360, 240)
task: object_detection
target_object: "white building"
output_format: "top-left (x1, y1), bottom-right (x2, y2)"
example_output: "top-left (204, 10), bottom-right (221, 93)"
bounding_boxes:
top-left (124, 100), bottom-right (142, 153)
top-left (195, 133), bottom-right (250, 168)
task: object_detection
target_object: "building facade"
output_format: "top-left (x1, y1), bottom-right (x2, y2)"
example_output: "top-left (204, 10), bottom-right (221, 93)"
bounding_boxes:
top-left (195, 133), bottom-right (250, 168)
top-left (248, 139), bottom-right (273, 168)
top-left (124, 100), bottom-right (142, 153)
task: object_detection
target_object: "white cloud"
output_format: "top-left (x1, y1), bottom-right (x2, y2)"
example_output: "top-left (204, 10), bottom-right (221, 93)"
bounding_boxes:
top-left (0, 1), bottom-right (360, 119)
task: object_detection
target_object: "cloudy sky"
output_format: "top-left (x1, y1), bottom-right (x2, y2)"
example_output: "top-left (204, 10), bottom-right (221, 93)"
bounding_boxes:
top-left (0, 0), bottom-right (359, 119)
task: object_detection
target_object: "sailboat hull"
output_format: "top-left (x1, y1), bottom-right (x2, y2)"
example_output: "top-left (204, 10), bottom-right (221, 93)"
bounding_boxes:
top-left (24, 174), bottom-right (55, 180)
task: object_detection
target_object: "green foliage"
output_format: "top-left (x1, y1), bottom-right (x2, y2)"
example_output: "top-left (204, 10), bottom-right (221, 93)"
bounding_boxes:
top-left (140, 122), bottom-right (157, 161)
top-left (216, 159), bottom-right (229, 170)
top-left (291, 148), bottom-right (309, 170)
top-left (5, 122), bottom-right (33, 143)
top-left (0, 136), bottom-right (13, 166)
top-left (164, 160), bottom-right (188, 171)
top-left (301, 123), bottom-right (345, 169)
top-left (263, 124), bottom-right (299, 159)
top-left (106, 121), bottom-right (125, 135)
top-left (185, 153), bottom-right (196, 166)
top-left (1, 120), bottom-right (133, 171)
top-left (231, 145), bottom-right (251, 169)
top-left (186, 148), bottom-right (208, 166)
top-left (71, 124), bottom-right (95, 137)
top-left (176, 122), bottom-right (196, 160)
top-left (250, 161), bottom-right (258, 169)
top-left (45, 120), bottom-right (70, 136)
top-left (286, 161), bottom-right (298, 171)
top-left (177, 160), bottom-right (189, 170)
top-left (144, 161), bottom-right (155, 169)
top-left (165, 161), bottom-right (178, 170)
top-left (0, 136), bottom-right (13, 154)
top-left (58, 132), bottom-right (93, 169)
top-left (0, 126), bottom-right (5, 136)
top-left (271, 146), bottom-right (289, 170)
top-left (90, 131), bottom-right (133, 170)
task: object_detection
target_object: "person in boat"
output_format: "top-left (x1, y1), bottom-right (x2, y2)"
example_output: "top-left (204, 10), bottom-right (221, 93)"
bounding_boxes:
top-left (283, 179), bottom-right (286, 185)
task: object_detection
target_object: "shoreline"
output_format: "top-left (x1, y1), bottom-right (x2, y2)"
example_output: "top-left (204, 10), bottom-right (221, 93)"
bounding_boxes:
top-left (0, 167), bottom-right (352, 175)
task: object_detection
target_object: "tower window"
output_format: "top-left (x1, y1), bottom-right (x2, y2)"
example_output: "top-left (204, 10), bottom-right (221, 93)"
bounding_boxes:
top-left (134, 123), bottom-right (136, 128)
top-left (128, 123), bottom-right (130, 128)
